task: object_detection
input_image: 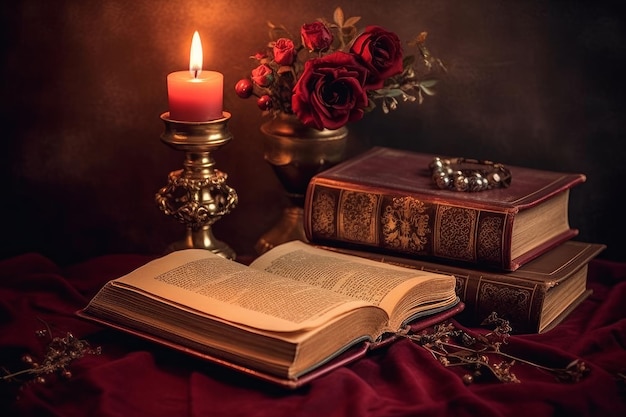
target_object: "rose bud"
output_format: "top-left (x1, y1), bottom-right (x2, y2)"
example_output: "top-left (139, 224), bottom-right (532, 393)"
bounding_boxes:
top-left (273, 38), bottom-right (296, 66)
top-left (251, 64), bottom-right (274, 87)
top-left (301, 22), bottom-right (333, 52)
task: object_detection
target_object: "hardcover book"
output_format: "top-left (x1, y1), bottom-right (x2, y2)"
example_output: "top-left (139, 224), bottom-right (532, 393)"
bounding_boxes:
top-left (78, 241), bottom-right (461, 388)
top-left (327, 241), bottom-right (605, 334)
top-left (304, 147), bottom-right (586, 271)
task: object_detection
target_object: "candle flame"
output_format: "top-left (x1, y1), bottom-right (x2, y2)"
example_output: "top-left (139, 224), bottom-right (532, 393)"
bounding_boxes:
top-left (189, 31), bottom-right (202, 78)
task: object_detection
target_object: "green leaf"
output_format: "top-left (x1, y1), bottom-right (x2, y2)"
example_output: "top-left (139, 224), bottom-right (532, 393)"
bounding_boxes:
top-left (420, 85), bottom-right (436, 96)
top-left (381, 88), bottom-right (406, 98)
top-left (344, 16), bottom-right (361, 27)
top-left (420, 79), bottom-right (439, 88)
top-left (333, 7), bottom-right (344, 26)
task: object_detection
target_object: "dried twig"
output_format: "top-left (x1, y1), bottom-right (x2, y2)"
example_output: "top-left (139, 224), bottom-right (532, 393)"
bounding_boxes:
top-left (1, 320), bottom-right (101, 386)
top-left (406, 313), bottom-right (589, 384)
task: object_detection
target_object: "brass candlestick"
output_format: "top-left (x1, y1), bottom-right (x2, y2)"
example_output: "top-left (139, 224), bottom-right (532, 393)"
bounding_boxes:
top-left (155, 111), bottom-right (238, 259)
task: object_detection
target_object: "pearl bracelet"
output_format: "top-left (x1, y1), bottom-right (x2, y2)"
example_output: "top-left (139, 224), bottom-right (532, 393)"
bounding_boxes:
top-left (429, 157), bottom-right (512, 192)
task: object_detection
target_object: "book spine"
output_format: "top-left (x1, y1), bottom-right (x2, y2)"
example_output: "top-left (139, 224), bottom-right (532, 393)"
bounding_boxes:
top-left (400, 260), bottom-right (546, 333)
top-left (304, 182), bottom-right (516, 270)
top-left (453, 271), bottom-right (545, 333)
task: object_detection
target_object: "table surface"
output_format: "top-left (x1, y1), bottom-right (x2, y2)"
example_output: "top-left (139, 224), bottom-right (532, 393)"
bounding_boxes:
top-left (1, 252), bottom-right (625, 417)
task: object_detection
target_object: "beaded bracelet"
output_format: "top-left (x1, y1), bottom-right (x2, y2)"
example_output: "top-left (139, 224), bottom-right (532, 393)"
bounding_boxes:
top-left (429, 157), bottom-right (512, 192)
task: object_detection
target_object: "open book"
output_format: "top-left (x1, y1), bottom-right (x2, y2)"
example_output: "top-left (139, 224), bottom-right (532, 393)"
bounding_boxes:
top-left (79, 241), bottom-right (460, 387)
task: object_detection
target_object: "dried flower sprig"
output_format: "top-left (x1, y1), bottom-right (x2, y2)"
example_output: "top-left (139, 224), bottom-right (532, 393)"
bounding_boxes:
top-left (406, 313), bottom-right (589, 384)
top-left (1, 321), bottom-right (101, 386)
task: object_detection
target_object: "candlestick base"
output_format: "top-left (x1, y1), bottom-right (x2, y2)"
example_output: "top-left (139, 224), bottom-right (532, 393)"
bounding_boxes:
top-left (156, 112), bottom-right (238, 260)
top-left (167, 225), bottom-right (235, 260)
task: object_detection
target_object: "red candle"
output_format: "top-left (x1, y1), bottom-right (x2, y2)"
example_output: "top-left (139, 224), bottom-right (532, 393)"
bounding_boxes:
top-left (167, 31), bottom-right (224, 122)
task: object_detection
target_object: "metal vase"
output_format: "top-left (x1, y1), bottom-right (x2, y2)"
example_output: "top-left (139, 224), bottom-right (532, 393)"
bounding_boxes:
top-left (255, 114), bottom-right (348, 254)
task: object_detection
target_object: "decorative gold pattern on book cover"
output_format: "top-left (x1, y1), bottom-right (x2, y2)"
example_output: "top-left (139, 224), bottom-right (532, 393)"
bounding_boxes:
top-left (477, 280), bottom-right (533, 324)
top-left (310, 189), bottom-right (337, 237)
top-left (339, 191), bottom-right (379, 244)
top-left (453, 273), bottom-right (540, 332)
top-left (382, 196), bottom-right (430, 252)
top-left (435, 206), bottom-right (477, 261)
top-left (310, 186), bottom-right (507, 265)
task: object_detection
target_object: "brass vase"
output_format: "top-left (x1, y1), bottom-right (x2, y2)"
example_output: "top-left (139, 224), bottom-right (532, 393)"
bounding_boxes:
top-left (255, 114), bottom-right (348, 254)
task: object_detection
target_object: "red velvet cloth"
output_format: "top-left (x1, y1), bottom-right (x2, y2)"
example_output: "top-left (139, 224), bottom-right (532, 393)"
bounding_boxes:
top-left (1, 253), bottom-right (624, 417)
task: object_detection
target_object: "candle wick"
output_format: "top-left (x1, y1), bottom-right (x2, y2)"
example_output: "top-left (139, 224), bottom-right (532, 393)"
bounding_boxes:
top-left (194, 69), bottom-right (198, 79)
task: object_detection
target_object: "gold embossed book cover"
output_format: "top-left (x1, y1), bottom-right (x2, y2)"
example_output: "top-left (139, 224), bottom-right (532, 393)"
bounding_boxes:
top-left (304, 147), bottom-right (586, 271)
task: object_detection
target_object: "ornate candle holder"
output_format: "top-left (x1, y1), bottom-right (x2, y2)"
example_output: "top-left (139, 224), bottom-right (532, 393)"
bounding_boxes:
top-left (155, 112), bottom-right (238, 259)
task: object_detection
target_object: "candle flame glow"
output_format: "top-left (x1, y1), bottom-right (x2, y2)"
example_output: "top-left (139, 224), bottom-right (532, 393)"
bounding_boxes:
top-left (189, 31), bottom-right (203, 78)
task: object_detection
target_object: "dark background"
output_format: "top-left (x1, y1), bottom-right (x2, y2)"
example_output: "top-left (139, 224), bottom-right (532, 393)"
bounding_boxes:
top-left (1, 0), bottom-right (624, 265)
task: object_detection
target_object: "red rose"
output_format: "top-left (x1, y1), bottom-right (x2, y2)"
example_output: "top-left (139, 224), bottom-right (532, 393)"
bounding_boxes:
top-left (300, 22), bottom-right (333, 52)
top-left (292, 51), bottom-right (369, 130)
top-left (251, 64), bottom-right (273, 87)
top-left (273, 38), bottom-right (296, 66)
top-left (350, 25), bottom-right (404, 89)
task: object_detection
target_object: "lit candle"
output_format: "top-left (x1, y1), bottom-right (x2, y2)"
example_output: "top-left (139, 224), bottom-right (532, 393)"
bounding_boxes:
top-left (167, 31), bottom-right (224, 122)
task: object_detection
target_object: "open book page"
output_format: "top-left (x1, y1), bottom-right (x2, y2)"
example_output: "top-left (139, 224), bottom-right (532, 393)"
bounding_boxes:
top-left (250, 241), bottom-right (457, 322)
top-left (111, 249), bottom-right (370, 333)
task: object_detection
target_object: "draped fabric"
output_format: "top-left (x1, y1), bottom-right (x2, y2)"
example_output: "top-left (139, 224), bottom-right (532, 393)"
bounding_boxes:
top-left (1, 253), bottom-right (624, 417)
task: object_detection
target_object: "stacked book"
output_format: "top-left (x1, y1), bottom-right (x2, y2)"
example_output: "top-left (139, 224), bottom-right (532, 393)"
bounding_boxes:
top-left (304, 146), bottom-right (605, 333)
top-left (77, 146), bottom-right (604, 388)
